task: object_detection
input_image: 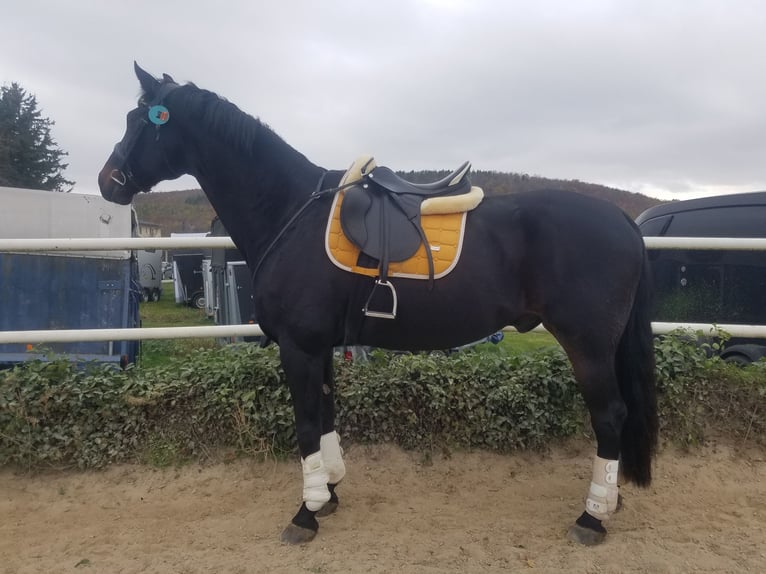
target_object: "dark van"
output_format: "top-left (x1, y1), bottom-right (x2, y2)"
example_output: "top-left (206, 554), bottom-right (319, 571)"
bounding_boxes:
top-left (635, 191), bottom-right (766, 364)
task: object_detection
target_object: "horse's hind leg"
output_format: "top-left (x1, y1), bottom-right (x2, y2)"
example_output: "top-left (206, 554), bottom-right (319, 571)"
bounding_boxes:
top-left (560, 344), bottom-right (627, 546)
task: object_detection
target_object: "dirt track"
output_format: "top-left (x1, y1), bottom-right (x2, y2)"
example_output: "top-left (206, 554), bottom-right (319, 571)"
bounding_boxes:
top-left (2, 441), bottom-right (765, 573)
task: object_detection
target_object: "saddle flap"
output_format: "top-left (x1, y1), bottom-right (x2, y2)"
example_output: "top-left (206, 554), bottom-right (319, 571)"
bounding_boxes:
top-left (340, 186), bottom-right (422, 263)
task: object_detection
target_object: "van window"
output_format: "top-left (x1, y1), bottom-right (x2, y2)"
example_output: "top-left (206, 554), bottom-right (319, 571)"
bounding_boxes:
top-left (652, 259), bottom-right (766, 323)
top-left (638, 215), bottom-right (672, 236)
top-left (724, 265), bottom-right (766, 323)
top-left (667, 207), bottom-right (766, 238)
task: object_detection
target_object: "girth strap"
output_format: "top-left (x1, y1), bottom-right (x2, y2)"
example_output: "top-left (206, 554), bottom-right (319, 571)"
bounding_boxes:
top-left (384, 192), bottom-right (436, 285)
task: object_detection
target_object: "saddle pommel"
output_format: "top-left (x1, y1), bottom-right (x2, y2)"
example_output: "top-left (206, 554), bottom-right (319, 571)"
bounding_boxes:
top-left (340, 156), bottom-right (377, 186)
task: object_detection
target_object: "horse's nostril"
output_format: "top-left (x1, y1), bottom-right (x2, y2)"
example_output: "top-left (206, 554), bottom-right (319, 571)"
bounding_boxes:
top-left (110, 169), bottom-right (127, 186)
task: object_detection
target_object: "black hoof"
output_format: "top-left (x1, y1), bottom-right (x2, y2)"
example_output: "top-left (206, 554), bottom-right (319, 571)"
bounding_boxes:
top-left (280, 503), bottom-right (319, 544)
top-left (616, 493), bottom-right (624, 513)
top-left (316, 500), bottom-right (338, 517)
top-left (567, 511), bottom-right (607, 546)
top-left (280, 523), bottom-right (317, 545)
top-left (567, 523), bottom-right (607, 546)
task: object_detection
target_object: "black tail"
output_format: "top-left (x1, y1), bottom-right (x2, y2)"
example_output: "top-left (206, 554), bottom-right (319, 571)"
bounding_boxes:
top-left (616, 249), bottom-right (658, 487)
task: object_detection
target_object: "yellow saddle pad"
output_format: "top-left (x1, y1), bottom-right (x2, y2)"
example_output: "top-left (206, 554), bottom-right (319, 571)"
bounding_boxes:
top-left (325, 191), bottom-right (467, 280)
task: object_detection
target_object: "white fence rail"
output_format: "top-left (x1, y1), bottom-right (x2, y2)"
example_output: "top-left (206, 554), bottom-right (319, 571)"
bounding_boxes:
top-left (0, 325), bottom-right (264, 345)
top-left (2, 236), bottom-right (766, 252)
top-left (2, 236), bottom-right (766, 344)
top-left (0, 236), bottom-right (237, 252)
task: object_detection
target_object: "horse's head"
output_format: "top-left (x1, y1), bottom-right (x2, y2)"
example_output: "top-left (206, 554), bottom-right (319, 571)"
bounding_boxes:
top-left (99, 63), bottom-right (187, 205)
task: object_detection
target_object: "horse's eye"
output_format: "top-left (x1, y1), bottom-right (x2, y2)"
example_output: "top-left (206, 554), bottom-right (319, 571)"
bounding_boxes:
top-left (138, 96), bottom-right (147, 106)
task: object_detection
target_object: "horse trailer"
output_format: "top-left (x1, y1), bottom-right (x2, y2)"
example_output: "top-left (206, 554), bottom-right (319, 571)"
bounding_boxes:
top-left (171, 251), bottom-right (206, 309)
top-left (136, 248), bottom-right (164, 302)
top-left (166, 232), bottom-right (208, 309)
top-left (0, 187), bottom-right (140, 367)
top-left (636, 191), bottom-right (766, 364)
top-left (208, 217), bottom-right (258, 343)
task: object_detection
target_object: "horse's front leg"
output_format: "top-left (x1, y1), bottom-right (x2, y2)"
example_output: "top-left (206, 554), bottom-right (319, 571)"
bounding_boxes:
top-left (316, 350), bottom-right (345, 517)
top-left (279, 343), bottom-right (344, 544)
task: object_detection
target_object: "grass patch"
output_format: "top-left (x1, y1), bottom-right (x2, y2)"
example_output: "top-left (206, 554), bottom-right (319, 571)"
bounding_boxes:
top-left (476, 331), bottom-right (560, 356)
top-left (138, 280), bottom-right (217, 369)
top-left (139, 281), bottom-right (210, 328)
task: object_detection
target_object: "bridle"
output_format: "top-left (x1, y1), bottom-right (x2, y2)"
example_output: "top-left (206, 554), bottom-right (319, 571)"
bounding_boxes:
top-left (109, 81), bottom-right (181, 190)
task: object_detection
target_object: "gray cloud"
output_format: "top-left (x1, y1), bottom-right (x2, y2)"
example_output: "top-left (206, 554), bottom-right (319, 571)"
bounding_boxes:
top-left (2, 0), bottom-right (765, 200)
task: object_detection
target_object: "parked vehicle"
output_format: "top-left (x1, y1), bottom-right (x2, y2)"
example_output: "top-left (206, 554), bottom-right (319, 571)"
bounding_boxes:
top-left (136, 248), bottom-right (163, 302)
top-left (162, 261), bottom-right (174, 280)
top-left (0, 186), bottom-right (140, 367)
top-left (636, 191), bottom-right (766, 363)
top-left (207, 217), bottom-right (258, 343)
top-left (172, 252), bottom-right (206, 309)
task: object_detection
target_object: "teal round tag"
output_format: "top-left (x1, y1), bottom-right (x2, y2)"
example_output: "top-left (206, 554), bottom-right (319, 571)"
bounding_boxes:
top-left (148, 105), bottom-right (170, 125)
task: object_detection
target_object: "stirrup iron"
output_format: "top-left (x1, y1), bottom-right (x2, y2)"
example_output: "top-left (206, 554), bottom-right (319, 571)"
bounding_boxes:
top-left (363, 279), bottom-right (398, 320)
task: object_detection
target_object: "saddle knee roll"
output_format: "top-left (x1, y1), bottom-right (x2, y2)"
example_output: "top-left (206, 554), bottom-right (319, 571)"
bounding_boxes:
top-left (320, 431), bottom-right (346, 484)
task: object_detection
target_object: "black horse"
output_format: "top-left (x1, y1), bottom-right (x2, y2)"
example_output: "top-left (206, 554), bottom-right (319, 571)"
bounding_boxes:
top-left (99, 64), bottom-right (657, 546)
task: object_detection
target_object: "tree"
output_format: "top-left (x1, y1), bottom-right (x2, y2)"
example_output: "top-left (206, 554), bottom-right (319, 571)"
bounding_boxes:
top-left (0, 82), bottom-right (74, 191)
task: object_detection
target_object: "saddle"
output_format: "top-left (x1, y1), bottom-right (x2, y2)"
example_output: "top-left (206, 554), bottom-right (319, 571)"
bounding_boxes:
top-left (338, 156), bottom-right (482, 318)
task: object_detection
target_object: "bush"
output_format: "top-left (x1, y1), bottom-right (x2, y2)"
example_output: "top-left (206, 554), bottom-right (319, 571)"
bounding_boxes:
top-left (654, 331), bottom-right (766, 445)
top-left (336, 349), bottom-right (583, 451)
top-left (0, 334), bottom-right (764, 470)
top-left (0, 345), bottom-right (293, 469)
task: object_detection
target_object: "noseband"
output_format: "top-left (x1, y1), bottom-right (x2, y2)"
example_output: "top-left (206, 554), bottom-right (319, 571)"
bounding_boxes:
top-left (110, 81), bottom-right (181, 190)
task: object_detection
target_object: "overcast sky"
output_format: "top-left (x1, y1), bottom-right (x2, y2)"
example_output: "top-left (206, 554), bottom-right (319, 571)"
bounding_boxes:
top-left (2, 0), bottom-right (765, 201)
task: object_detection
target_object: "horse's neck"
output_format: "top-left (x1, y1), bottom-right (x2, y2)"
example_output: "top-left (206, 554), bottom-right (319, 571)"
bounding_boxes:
top-left (190, 135), bottom-right (323, 266)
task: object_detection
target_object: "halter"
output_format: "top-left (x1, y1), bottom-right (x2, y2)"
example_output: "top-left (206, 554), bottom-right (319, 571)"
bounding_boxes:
top-left (109, 81), bottom-right (181, 190)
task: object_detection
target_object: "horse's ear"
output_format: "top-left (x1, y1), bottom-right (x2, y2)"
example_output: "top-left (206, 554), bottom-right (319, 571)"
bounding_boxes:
top-left (134, 61), bottom-right (160, 96)
top-left (162, 73), bottom-right (176, 84)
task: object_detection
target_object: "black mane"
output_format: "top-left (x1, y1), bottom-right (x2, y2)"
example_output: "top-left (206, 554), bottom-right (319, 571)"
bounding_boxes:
top-left (153, 81), bottom-right (280, 158)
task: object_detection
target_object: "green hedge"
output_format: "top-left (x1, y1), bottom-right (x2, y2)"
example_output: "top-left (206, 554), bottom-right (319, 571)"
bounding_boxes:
top-left (1, 334), bottom-right (764, 469)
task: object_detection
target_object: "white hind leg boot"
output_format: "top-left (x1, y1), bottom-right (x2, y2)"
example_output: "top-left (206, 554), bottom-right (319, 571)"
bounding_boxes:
top-left (320, 431), bottom-right (346, 484)
top-left (302, 451), bottom-right (331, 511)
top-left (585, 456), bottom-right (619, 521)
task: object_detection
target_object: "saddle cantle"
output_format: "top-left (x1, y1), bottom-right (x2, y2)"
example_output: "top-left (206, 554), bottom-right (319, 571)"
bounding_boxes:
top-left (335, 156), bottom-right (484, 319)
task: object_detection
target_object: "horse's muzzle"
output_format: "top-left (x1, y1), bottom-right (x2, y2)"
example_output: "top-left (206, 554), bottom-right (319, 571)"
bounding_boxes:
top-left (98, 161), bottom-right (135, 205)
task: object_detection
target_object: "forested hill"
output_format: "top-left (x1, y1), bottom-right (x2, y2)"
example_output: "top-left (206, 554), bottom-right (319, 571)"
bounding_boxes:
top-left (133, 171), bottom-right (662, 235)
top-left (133, 189), bottom-right (216, 234)
top-left (402, 170), bottom-right (661, 220)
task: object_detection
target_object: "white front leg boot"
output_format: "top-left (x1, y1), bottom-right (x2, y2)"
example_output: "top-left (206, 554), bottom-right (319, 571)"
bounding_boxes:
top-left (302, 451), bottom-right (331, 511)
top-left (320, 431), bottom-right (346, 484)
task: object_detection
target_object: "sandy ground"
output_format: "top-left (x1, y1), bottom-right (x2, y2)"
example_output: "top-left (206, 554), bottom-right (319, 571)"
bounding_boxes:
top-left (1, 441), bottom-right (765, 574)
